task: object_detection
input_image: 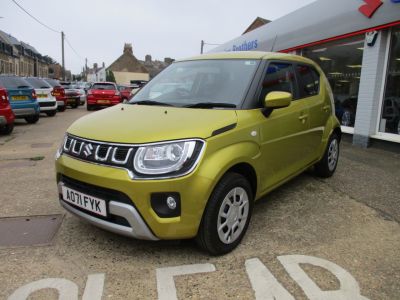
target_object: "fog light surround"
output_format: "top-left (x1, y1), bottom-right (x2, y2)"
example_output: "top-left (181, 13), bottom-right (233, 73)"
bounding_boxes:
top-left (151, 193), bottom-right (181, 218)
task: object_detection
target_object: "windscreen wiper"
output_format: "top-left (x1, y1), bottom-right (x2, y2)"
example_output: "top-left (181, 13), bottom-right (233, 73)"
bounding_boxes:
top-left (131, 100), bottom-right (174, 107)
top-left (185, 102), bottom-right (236, 108)
top-left (17, 85), bottom-right (30, 88)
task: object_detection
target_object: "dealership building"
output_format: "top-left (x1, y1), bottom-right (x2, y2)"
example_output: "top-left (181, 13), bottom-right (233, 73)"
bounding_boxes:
top-left (212, 0), bottom-right (400, 147)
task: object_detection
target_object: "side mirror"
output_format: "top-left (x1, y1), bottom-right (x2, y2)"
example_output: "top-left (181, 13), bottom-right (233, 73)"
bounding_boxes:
top-left (264, 91), bottom-right (292, 109)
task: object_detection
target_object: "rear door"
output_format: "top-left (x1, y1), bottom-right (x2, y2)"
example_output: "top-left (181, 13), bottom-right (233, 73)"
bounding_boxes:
top-left (258, 61), bottom-right (311, 191)
top-left (295, 64), bottom-right (328, 162)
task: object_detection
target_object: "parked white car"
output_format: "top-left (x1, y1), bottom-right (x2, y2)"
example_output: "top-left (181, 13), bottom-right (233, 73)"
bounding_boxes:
top-left (24, 77), bottom-right (57, 117)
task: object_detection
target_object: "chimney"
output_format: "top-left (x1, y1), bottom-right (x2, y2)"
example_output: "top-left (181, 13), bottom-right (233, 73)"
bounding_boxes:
top-left (124, 43), bottom-right (133, 55)
top-left (93, 63), bottom-right (98, 70)
top-left (102, 62), bottom-right (105, 68)
top-left (145, 55), bottom-right (152, 63)
top-left (164, 57), bottom-right (174, 64)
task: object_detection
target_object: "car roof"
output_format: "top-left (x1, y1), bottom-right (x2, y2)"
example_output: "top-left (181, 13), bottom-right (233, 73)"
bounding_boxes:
top-left (177, 51), bottom-right (317, 65)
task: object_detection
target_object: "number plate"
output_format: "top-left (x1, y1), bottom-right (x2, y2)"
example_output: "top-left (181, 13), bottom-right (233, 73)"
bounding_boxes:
top-left (61, 186), bottom-right (107, 217)
top-left (12, 96), bottom-right (28, 100)
top-left (37, 94), bottom-right (47, 98)
top-left (97, 100), bottom-right (110, 104)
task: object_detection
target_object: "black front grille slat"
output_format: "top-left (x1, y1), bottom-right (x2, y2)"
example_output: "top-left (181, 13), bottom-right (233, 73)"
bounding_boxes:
top-left (97, 145), bottom-right (108, 157)
top-left (62, 135), bottom-right (136, 168)
top-left (115, 148), bottom-right (129, 161)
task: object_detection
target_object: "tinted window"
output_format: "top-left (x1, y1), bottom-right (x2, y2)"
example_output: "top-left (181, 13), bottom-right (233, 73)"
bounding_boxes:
top-left (259, 62), bottom-right (296, 103)
top-left (0, 76), bottom-right (32, 89)
top-left (44, 78), bottom-right (60, 87)
top-left (297, 65), bottom-right (320, 97)
top-left (133, 59), bottom-right (260, 107)
top-left (24, 77), bottom-right (51, 89)
top-left (91, 83), bottom-right (116, 90)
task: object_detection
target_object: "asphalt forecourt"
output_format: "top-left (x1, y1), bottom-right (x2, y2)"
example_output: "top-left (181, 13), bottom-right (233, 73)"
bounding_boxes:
top-left (0, 106), bottom-right (399, 299)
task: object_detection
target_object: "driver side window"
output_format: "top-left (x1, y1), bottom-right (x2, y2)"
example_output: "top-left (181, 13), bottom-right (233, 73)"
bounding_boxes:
top-left (259, 62), bottom-right (296, 104)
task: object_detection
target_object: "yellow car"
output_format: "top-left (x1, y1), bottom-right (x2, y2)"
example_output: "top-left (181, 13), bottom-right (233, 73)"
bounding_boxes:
top-left (55, 52), bottom-right (341, 255)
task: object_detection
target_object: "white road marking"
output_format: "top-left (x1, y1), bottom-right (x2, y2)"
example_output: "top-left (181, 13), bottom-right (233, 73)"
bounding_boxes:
top-left (278, 255), bottom-right (369, 300)
top-left (82, 273), bottom-right (105, 300)
top-left (8, 278), bottom-right (78, 300)
top-left (156, 263), bottom-right (216, 300)
top-left (245, 258), bottom-right (295, 300)
top-left (7, 274), bottom-right (105, 300)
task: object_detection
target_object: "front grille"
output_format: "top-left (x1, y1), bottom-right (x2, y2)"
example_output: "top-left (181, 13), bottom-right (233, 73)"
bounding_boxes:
top-left (39, 101), bottom-right (55, 108)
top-left (63, 135), bottom-right (136, 169)
top-left (59, 175), bottom-right (133, 227)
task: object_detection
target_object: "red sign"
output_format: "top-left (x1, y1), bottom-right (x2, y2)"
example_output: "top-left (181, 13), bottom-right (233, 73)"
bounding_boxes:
top-left (359, 0), bottom-right (383, 18)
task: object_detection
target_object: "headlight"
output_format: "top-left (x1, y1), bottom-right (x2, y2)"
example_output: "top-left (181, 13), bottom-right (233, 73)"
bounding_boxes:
top-left (55, 134), bottom-right (66, 160)
top-left (133, 140), bottom-right (203, 176)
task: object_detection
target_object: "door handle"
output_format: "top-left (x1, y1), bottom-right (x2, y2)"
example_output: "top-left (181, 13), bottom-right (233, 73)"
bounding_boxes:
top-left (323, 105), bottom-right (331, 112)
top-left (298, 114), bottom-right (308, 124)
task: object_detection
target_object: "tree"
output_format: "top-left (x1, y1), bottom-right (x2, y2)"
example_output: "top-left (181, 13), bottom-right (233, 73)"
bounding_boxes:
top-left (106, 70), bottom-right (116, 82)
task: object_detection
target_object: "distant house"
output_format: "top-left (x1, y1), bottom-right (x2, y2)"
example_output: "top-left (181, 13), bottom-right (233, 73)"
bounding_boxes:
top-left (0, 30), bottom-right (59, 78)
top-left (87, 62), bottom-right (106, 82)
top-left (107, 44), bottom-right (149, 84)
top-left (140, 55), bottom-right (174, 79)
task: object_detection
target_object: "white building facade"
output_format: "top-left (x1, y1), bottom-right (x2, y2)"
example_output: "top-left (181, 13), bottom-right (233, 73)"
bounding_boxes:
top-left (212, 0), bottom-right (400, 147)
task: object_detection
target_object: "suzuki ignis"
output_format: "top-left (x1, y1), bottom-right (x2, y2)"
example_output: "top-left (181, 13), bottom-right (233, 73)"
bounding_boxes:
top-left (55, 52), bottom-right (341, 255)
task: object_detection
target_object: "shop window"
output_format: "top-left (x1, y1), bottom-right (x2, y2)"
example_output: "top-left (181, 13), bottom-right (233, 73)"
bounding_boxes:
top-left (380, 27), bottom-right (400, 135)
top-left (259, 62), bottom-right (296, 103)
top-left (302, 35), bottom-right (364, 127)
top-left (296, 65), bottom-right (320, 97)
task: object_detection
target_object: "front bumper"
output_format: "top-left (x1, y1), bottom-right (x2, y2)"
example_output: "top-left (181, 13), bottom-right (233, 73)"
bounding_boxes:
top-left (55, 154), bottom-right (213, 240)
top-left (58, 182), bottom-right (158, 240)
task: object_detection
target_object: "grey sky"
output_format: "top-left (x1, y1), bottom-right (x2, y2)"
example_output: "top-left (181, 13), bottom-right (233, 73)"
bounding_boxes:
top-left (1, 0), bottom-right (315, 74)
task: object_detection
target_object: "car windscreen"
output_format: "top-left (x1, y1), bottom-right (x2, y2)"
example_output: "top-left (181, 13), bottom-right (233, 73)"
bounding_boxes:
top-left (0, 76), bottom-right (32, 89)
top-left (44, 79), bottom-right (60, 87)
top-left (91, 83), bottom-right (116, 90)
top-left (130, 59), bottom-right (260, 107)
top-left (24, 77), bottom-right (51, 89)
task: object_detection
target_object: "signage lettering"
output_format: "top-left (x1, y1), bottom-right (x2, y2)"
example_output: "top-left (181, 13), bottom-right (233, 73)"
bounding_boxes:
top-left (358, 0), bottom-right (383, 18)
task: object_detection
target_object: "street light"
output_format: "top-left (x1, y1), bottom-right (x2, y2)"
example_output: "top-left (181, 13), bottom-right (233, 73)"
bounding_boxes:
top-left (200, 40), bottom-right (221, 54)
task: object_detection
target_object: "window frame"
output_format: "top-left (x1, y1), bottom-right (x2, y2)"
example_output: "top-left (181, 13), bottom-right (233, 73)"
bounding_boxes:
top-left (294, 63), bottom-right (321, 99)
top-left (253, 60), bottom-right (301, 108)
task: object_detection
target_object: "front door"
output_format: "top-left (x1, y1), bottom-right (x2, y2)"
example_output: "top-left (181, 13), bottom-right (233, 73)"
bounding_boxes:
top-left (257, 62), bottom-right (311, 193)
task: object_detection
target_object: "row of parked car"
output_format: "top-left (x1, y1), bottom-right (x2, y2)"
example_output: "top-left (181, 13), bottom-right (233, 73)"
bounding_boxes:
top-left (0, 75), bottom-right (88, 135)
top-left (0, 76), bottom-right (147, 135)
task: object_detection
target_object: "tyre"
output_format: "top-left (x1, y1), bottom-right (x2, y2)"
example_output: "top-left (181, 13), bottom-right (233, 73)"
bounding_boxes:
top-left (314, 133), bottom-right (340, 178)
top-left (24, 114), bottom-right (39, 124)
top-left (196, 172), bottom-right (254, 255)
top-left (57, 105), bottom-right (66, 112)
top-left (71, 102), bottom-right (78, 109)
top-left (87, 104), bottom-right (94, 111)
top-left (46, 110), bottom-right (57, 117)
top-left (0, 123), bottom-right (14, 135)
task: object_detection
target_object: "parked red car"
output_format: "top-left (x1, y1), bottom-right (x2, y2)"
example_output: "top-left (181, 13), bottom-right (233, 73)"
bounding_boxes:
top-left (117, 85), bottom-right (133, 102)
top-left (44, 78), bottom-right (67, 112)
top-left (0, 86), bottom-right (15, 135)
top-left (87, 82), bottom-right (122, 110)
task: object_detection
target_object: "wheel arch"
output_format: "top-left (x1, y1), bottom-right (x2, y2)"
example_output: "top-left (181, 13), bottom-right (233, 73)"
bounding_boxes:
top-left (226, 163), bottom-right (258, 198)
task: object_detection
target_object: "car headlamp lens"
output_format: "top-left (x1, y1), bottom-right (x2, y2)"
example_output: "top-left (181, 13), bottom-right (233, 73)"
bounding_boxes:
top-left (134, 141), bottom-right (199, 175)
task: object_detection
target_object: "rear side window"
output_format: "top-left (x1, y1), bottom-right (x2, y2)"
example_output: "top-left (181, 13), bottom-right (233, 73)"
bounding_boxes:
top-left (259, 62), bottom-right (296, 103)
top-left (0, 76), bottom-right (32, 89)
top-left (24, 78), bottom-right (51, 89)
top-left (296, 65), bottom-right (320, 97)
top-left (91, 83), bottom-right (115, 90)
